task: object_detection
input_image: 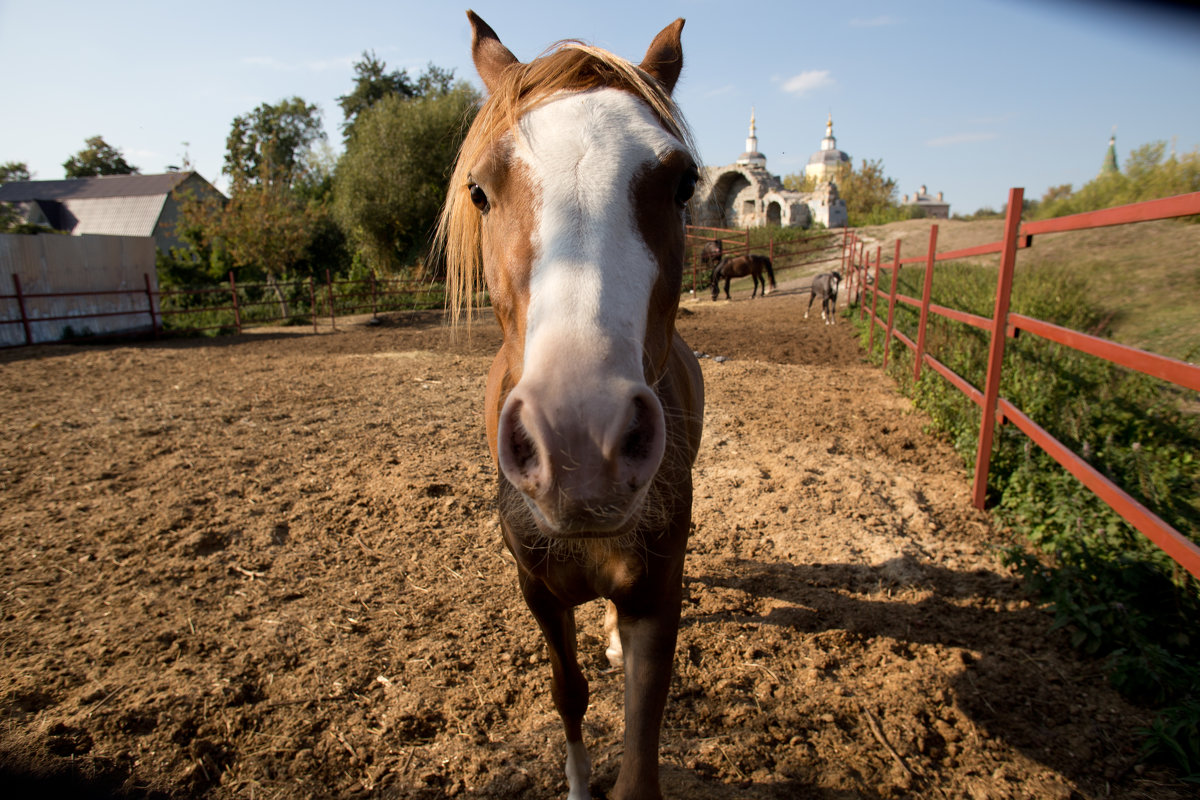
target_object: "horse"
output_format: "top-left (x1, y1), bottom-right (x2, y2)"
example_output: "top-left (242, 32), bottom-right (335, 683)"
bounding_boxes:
top-left (710, 253), bottom-right (776, 300)
top-left (698, 238), bottom-right (723, 271)
top-left (438, 12), bottom-right (705, 800)
top-left (805, 270), bottom-right (842, 324)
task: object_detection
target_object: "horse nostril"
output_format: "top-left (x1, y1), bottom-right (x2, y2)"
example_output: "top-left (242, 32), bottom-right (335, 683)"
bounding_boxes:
top-left (619, 395), bottom-right (664, 490)
top-left (508, 418), bottom-right (537, 473)
top-left (621, 397), bottom-right (655, 461)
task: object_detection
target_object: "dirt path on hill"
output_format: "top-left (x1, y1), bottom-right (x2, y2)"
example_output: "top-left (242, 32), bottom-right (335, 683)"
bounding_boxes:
top-left (0, 288), bottom-right (1188, 799)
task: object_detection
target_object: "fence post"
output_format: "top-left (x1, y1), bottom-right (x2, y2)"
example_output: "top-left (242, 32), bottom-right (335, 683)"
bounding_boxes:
top-left (858, 242), bottom-right (868, 320)
top-left (144, 273), bottom-right (159, 337)
top-left (326, 270), bottom-right (336, 332)
top-left (882, 239), bottom-right (902, 371)
top-left (12, 274), bottom-right (32, 346)
top-left (868, 247), bottom-right (882, 351)
top-left (914, 224), bottom-right (939, 381)
top-left (309, 278), bottom-right (318, 334)
top-left (971, 187), bottom-right (1025, 509)
top-left (228, 271), bottom-right (242, 334)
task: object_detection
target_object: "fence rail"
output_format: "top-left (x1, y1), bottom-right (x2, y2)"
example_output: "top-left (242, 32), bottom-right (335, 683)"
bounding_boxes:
top-left (685, 225), bottom-right (846, 292)
top-left (1, 270), bottom-right (447, 347)
top-left (845, 188), bottom-right (1200, 580)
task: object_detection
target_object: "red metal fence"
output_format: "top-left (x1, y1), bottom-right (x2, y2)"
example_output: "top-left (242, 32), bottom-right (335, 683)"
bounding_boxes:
top-left (846, 188), bottom-right (1200, 580)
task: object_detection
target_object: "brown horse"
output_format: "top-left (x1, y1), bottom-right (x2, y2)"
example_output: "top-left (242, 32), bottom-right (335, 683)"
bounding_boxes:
top-left (711, 253), bottom-right (777, 300)
top-left (438, 12), bottom-right (705, 800)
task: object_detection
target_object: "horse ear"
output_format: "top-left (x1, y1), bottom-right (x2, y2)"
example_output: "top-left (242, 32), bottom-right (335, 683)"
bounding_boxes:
top-left (467, 10), bottom-right (520, 93)
top-left (639, 18), bottom-right (685, 95)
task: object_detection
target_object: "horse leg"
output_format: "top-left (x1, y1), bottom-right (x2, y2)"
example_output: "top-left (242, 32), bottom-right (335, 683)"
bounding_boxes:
top-left (723, 277), bottom-right (731, 300)
top-left (609, 601), bottom-right (681, 800)
top-left (520, 575), bottom-right (592, 800)
top-left (805, 290), bottom-right (816, 319)
top-left (604, 599), bottom-right (623, 668)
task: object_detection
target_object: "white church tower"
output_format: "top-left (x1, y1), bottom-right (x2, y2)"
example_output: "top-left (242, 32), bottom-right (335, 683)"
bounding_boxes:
top-left (736, 108), bottom-right (767, 168)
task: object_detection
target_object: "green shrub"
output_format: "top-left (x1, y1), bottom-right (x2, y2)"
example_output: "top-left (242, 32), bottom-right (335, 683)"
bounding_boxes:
top-left (852, 257), bottom-right (1200, 777)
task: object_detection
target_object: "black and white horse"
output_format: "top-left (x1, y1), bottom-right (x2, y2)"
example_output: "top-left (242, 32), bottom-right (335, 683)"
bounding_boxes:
top-left (805, 271), bottom-right (842, 324)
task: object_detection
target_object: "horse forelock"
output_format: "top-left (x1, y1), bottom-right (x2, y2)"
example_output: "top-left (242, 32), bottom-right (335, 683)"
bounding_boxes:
top-left (438, 40), bottom-right (697, 327)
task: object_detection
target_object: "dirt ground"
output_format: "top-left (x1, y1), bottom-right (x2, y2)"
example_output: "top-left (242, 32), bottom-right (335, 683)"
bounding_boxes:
top-left (0, 280), bottom-right (1190, 799)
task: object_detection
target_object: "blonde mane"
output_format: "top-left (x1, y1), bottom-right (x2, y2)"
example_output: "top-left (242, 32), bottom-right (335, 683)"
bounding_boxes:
top-left (436, 40), bottom-right (698, 325)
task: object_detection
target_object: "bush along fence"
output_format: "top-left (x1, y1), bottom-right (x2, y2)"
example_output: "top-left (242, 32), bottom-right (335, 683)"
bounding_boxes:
top-left (846, 190), bottom-right (1200, 777)
top-left (847, 187), bottom-right (1200, 581)
top-left (0, 270), bottom-right (447, 347)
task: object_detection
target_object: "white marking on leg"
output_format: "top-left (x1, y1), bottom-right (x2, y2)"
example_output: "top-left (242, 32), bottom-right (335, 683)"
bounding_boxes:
top-left (566, 739), bottom-right (592, 800)
top-left (604, 600), bottom-right (624, 669)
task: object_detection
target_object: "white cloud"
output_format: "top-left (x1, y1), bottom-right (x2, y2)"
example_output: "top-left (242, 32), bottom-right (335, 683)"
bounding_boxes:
top-left (926, 132), bottom-right (999, 147)
top-left (782, 70), bottom-right (833, 96)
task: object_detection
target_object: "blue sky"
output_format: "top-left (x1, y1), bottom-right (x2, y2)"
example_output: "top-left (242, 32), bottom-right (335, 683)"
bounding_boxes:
top-left (2, 0), bottom-right (1198, 217)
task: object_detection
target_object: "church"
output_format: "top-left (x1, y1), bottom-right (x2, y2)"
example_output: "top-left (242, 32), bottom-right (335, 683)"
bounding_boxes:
top-left (690, 111), bottom-right (848, 230)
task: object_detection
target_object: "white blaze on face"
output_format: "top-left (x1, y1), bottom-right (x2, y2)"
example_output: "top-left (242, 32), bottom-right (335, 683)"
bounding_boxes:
top-left (515, 88), bottom-right (681, 388)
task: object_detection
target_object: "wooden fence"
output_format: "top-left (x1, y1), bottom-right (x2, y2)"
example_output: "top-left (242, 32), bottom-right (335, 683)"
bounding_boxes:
top-left (684, 224), bottom-right (846, 292)
top-left (845, 188), bottom-right (1200, 580)
top-left (0, 268), bottom-right (445, 347)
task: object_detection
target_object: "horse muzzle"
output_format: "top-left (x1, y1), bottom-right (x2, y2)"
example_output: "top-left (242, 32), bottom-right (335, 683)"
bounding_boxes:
top-left (495, 379), bottom-right (666, 538)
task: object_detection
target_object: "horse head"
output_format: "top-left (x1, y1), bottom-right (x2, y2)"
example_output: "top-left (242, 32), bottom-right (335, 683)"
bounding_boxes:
top-left (710, 259), bottom-right (725, 301)
top-left (442, 11), bottom-right (700, 539)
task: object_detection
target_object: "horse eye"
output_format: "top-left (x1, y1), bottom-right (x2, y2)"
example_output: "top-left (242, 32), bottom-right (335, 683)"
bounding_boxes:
top-left (675, 170), bottom-right (698, 206)
top-left (468, 183), bottom-right (489, 211)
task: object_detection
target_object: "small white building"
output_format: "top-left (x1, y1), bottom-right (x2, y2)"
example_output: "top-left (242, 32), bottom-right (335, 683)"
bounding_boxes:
top-left (900, 185), bottom-right (950, 219)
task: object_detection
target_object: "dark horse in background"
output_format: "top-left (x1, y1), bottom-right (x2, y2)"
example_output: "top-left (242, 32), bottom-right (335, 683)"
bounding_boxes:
top-left (710, 253), bottom-right (776, 300)
top-left (440, 11), bottom-right (705, 800)
top-left (805, 270), bottom-right (842, 324)
top-left (699, 238), bottom-right (723, 271)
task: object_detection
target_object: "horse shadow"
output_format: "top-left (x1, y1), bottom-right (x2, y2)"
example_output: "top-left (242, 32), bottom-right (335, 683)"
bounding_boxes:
top-left (661, 556), bottom-right (1138, 799)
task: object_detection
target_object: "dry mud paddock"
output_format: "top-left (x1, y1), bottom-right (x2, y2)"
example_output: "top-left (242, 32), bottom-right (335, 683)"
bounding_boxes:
top-left (0, 286), bottom-right (1190, 799)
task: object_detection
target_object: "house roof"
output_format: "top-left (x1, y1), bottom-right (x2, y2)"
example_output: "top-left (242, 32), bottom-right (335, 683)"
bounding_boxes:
top-left (0, 171), bottom-right (196, 202)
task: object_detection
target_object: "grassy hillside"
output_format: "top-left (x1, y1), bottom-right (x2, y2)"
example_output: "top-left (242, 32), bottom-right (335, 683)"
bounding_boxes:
top-left (855, 217), bottom-right (1200, 362)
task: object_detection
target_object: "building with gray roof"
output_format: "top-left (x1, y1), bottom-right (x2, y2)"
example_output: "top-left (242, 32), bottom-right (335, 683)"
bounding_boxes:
top-left (0, 172), bottom-right (225, 252)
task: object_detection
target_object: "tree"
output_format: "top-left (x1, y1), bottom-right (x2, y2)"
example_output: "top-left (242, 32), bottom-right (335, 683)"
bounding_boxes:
top-left (223, 97), bottom-right (325, 191)
top-left (333, 84), bottom-right (480, 274)
top-left (337, 54), bottom-right (458, 139)
top-left (1034, 140), bottom-right (1200, 219)
top-left (1, 161), bottom-right (32, 184)
top-left (1, 161), bottom-right (34, 231)
top-left (784, 158), bottom-right (905, 226)
top-left (337, 51), bottom-right (416, 137)
top-left (63, 136), bottom-right (139, 177)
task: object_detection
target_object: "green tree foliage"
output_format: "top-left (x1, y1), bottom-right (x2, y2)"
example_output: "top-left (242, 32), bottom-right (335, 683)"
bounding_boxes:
top-left (337, 54), bottom-right (457, 139)
top-left (223, 97), bottom-right (325, 191)
top-left (62, 136), bottom-right (139, 177)
top-left (333, 83), bottom-right (480, 275)
top-left (0, 161), bottom-right (33, 230)
top-left (1036, 140), bottom-right (1200, 219)
top-left (1, 161), bottom-right (32, 184)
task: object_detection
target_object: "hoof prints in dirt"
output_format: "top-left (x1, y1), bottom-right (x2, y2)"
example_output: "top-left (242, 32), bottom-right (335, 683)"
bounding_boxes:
top-left (0, 295), bottom-right (1188, 798)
